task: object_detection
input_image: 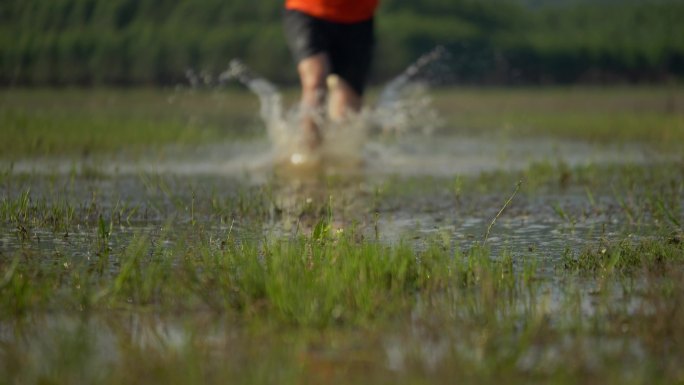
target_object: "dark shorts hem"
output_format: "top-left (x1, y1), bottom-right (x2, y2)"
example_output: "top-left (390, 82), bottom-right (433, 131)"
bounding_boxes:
top-left (283, 9), bottom-right (375, 95)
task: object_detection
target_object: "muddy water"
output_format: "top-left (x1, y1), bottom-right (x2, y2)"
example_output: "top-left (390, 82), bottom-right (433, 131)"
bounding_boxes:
top-left (2, 141), bottom-right (681, 384)
top-left (4, 133), bottom-right (669, 178)
top-left (3, 88), bottom-right (668, 263)
top-left (2, 56), bottom-right (683, 384)
top-left (0, 154), bottom-right (664, 271)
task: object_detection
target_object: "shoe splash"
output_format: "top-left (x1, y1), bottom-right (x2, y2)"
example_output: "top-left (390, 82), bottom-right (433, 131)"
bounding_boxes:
top-left (215, 46), bottom-right (448, 173)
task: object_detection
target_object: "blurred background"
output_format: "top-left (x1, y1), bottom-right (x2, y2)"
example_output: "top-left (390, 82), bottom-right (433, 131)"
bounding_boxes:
top-left (2, 0), bottom-right (683, 87)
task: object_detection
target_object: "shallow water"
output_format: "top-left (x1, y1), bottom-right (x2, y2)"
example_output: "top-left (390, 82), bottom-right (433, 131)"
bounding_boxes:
top-left (4, 134), bottom-right (671, 180)
top-left (2, 59), bottom-right (683, 384)
top-left (1, 73), bottom-right (677, 287)
top-left (0, 156), bottom-right (667, 274)
top-left (2, 154), bottom-right (682, 385)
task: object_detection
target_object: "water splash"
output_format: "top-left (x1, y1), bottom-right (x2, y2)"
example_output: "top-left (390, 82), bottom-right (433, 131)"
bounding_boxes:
top-left (219, 62), bottom-right (282, 131)
top-left (374, 46), bottom-right (447, 136)
top-left (216, 47), bottom-right (449, 169)
top-left (218, 60), bottom-right (328, 167)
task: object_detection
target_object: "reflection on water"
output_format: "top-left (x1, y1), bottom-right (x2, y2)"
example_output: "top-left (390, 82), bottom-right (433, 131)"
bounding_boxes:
top-left (220, 47), bottom-right (446, 168)
top-left (2, 53), bottom-right (683, 385)
top-left (3, 134), bottom-right (673, 182)
top-left (1, 163), bottom-right (680, 382)
top-left (0, 170), bottom-right (662, 272)
top-left (0, 281), bottom-right (662, 381)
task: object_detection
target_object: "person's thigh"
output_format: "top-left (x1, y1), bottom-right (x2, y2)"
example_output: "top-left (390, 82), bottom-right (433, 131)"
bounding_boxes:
top-left (283, 9), bottom-right (330, 63)
top-left (328, 18), bottom-right (375, 96)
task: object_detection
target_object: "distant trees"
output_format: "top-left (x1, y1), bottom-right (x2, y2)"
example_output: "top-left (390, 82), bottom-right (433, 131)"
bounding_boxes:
top-left (1, 0), bottom-right (682, 86)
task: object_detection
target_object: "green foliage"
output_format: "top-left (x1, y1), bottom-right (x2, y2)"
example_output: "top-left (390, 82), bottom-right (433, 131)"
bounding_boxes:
top-left (0, 88), bottom-right (258, 158)
top-left (0, 223), bottom-right (447, 325)
top-left (1, 158), bottom-right (684, 384)
top-left (564, 236), bottom-right (684, 272)
top-left (1, 0), bottom-right (683, 85)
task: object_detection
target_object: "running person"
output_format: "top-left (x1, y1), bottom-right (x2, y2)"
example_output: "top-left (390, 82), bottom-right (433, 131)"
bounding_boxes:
top-left (283, 0), bottom-right (379, 150)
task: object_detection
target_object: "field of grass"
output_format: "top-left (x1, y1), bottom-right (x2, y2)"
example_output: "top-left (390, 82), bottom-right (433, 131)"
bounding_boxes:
top-left (432, 86), bottom-right (684, 145)
top-left (0, 88), bottom-right (261, 158)
top-left (1, 87), bottom-right (683, 384)
top-left (1, 86), bottom-right (683, 159)
top-left (1, 160), bottom-right (683, 384)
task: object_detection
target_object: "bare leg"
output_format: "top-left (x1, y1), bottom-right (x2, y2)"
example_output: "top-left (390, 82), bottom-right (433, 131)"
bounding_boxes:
top-left (327, 75), bottom-right (361, 122)
top-left (297, 53), bottom-right (329, 150)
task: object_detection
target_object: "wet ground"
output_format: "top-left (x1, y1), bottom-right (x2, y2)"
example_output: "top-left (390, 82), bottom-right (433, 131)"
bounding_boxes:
top-left (2, 134), bottom-right (676, 261)
top-left (1, 86), bottom-right (683, 384)
top-left (5, 134), bottom-right (673, 178)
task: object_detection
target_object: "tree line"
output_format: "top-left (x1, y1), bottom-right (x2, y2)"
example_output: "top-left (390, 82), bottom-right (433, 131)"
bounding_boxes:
top-left (1, 0), bottom-right (682, 86)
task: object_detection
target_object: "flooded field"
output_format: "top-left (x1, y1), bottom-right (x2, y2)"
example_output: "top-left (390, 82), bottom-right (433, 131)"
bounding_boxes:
top-left (1, 86), bottom-right (683, 384)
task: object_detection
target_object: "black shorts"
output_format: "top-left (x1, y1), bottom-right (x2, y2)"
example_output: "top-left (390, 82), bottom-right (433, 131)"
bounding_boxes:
top-left (283, 9), bottom-right (375, 96)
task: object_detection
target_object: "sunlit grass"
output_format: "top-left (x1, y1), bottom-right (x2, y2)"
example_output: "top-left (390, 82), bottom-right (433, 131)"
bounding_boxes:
top-left (2, 86), bottom-right (683, 158)
top-left (564, 236), bottom-right (684, 273)
top-left (1, 90), bottom-right (684, 384)
top-left (432, 86), bottom-right (684, 147)
top-left (0, 88), bottom-right (261, 158)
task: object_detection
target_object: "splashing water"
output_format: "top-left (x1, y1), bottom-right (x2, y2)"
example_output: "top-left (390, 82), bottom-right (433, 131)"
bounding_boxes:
top-left (216, 47), bottom-right (447, 170)
top-left (374, 46), bottom-right (447, 136)
top-left (218, 61), bottom-right (288, 151)
top-left (219, 60), bottom-right (324, 167)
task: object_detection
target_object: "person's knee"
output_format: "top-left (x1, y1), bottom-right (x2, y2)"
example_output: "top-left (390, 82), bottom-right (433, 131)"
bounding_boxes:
top-left (298, 54), bottom-right (329, 92)
top-left (328, 75), bottom-right (361, 119)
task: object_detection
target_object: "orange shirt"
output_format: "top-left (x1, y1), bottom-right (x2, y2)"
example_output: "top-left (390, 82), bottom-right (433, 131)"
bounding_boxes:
top-left (285, 0), bottom-right (379, 23)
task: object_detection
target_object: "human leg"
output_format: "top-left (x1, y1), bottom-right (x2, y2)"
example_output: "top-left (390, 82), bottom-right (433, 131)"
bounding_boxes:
top-left (297, 53), bottom-right (329, 149)
top-left (283, 10), bottom-right (374, 148)
top-left (283, 10), bottom-right (332, 150)
top-left (327, 17), bottom-right (374, 122)
top-left (327, 74), bottom-right (361, 122)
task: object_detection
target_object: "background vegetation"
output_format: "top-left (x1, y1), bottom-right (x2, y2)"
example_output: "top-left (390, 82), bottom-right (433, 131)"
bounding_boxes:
top-left (1, 0), bottom-right (683, 86)
top-left (2, 87), bottom-right (682, 159)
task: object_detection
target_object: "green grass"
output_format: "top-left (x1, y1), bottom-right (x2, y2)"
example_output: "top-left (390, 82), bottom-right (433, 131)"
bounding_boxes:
top-left (0, 227), bottom-right (458, 324)
top-left (564, 235), bottom-right (684, 273)
top-left (1, 89), bottom-right (684, 384)
top-left (2, 86), bottom-right (683, 159)
top-left (1, 220), bottom-right (683, 384)
top-left (432, 86), bottom-right (684, 147)
top-left (0, 88), bottom-right (263, 158)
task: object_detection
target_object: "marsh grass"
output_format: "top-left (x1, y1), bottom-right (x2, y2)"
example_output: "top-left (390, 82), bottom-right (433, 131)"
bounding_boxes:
top-left (2, 228), bottom-right (683, 384)
top-left (432, 86), bottom-right (684, 149)
top-left (2, 86), bottom-right (683, 160)
top-left (2, 85), bottom-right (684, 384)
top-left (564, 236), bottom-right (684, 273)
top-left (1, 220), bottom-right (512, 327)
top-left (0, 88), bottom-right (261, 158)
top-left (1, 160), bottom-right (683, 384)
